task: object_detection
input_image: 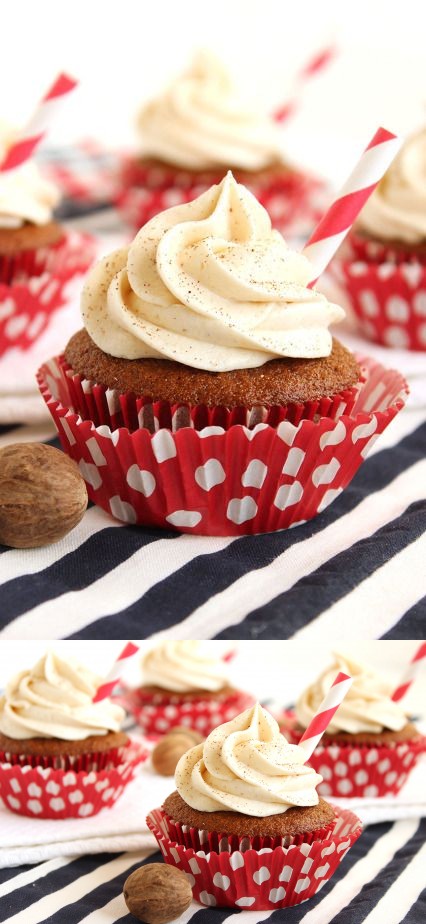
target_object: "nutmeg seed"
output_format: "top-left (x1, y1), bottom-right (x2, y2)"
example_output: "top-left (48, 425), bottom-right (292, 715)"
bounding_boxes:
top-left (152, 728), bottom-right (204, 777)
top-left (0, 443), bottom-right (88, 548)
top-left (123, 863), bottom-right (192, 923)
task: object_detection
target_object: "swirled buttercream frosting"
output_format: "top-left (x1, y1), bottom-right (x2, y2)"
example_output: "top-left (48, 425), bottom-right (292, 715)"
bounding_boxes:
top-left (142, 641), bottom-right (228, 693)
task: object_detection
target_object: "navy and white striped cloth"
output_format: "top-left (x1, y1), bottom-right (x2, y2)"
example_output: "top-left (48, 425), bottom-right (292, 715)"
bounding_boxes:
top-left (0, 400), bottom-right (424, 639)
top-left (0, 818), bottom-right (425, 924)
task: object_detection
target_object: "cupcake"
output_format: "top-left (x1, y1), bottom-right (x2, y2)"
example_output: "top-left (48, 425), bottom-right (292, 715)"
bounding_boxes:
top-left (117, 50), bottom-right (324, 236)
top-left (330, 127), bottom-right (426, 350)
top-left (38, 173), bottom-right (408, 535)
top-left (124, 641), bottom-right (254, 737)
top-left (287, 652), bottom-right (426, 798)
top-left (0, 121), bottom-right (96, 356)
top-left (147, 703), bottom-right (362, 910)
top-left (0, 650), bottom-right (147, 818)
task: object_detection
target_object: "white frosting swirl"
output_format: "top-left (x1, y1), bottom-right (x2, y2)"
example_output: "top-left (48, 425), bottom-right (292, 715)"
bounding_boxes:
top-left (358, 128), bottom-right (426, 244)
top-left (295, 653), bottom-right (408, 735)
top-left (142, 641), bottom-right (228, 693)
top-left (137, 51), bottom-right (285, 171)
top-left (0, 651), bottom-right (125, 741)
top-left (82, 173), bottom-right (344, 372)
top-left (175, 703), bottom-right (322, 815)
top-left (0, 123), bottom-right (60, 229)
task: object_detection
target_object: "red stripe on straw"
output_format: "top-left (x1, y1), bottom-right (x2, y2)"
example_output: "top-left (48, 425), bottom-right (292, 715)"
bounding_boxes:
top-left (0, 135), bottom-right (44, 172)
top-left (305, 185), bottom-right (377, 245)
top-left (43, 72), bottom-right (78, 101)
top-left (391, 643), bottom-right (426, 702)
top-left (118, 642), bottom-right (139, 660)
top-left (366, 126), bottom-right (398, 149)
top-left (298, 671), bottom-right (353, 758)
top-left (299, 705), bottom-right (341, 742)
top-left (93, 642), bottom-right (140, 703)
top-left (274, 46), bottom-right (335, 123)
top-left (92, 680), bottom-right (117, 703)
top-left (300, 46), bottom-right (336, 77)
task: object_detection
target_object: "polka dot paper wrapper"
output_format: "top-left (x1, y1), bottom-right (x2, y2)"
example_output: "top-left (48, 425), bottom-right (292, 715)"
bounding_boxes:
top-left (330, 233), bottom-right (426, 351)
top-left (37, 353), bottom-right (407, 536)
top-left (0, 232), bottom-right (96, 357)
top-left (0, 740), bottom-right (148, 819)
top-left (122, 688), bottom-right (255, 738)
top-left (116, 158), bottom-right (326, 238)
top-left (285, 723), bottom-right (426, 798)
top-left (147, 806), bottom-right (362, 910)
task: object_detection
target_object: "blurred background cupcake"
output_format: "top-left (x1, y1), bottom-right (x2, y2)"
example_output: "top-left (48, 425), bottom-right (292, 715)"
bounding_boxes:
top-left (117, 50), bottom-right (325, 236)
top-left (123, 640), bottom-right (254, 736)
top-left (330, 126), bottom-right (426, 350)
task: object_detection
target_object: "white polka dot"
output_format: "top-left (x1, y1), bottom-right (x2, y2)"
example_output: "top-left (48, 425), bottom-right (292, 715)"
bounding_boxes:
top-left (319, 782), bottom-right (332, 795)
top-left (10, 778), bottom-right (21, 793)
top-left (383, 326), bottom-right (409, 348)
top-left (78, 803), bottom-right (94, 817)
top-left (351, 417), bottom-right (378, 442)
top-left (195, 459), bottom-right (226, 491)
top-left (151, 430), bottom-right (177, 462)
top-left (46, 781), bottom-right (60, 795)
top-left (319, 765), bottom-right (332, 780)
top-left (226, 496), bottom-right (258, 524)
top-left (253, 867), bottom-right (270, 885)
top-left (366, 749), bottom-right (379, 765)
top-left (27, 783), bottom-right (42, 797)
top-left (27, 312), bottom-right (46, 339)
top-left (315, 862), bottom-right (330, 879)
top-left (348, 750), bottom-right (361, 766)
top-left (301, 858), bottom-right (313, 874)
top-left (337, 778), bottom-right (353, 795)
top-left (85, 438), bottom-right (107, 466)
top-left (295, 877), bottom-right (311, 894)
top-left (401, 263), bottom-right (423, 287)
top-left (276, 421), bottom-right (296, 445)
top-left (403, 752), bottom-right (415, 767)
top-left (235, 897), bottom-right (255, 907)
top-left (413, 291), bottom-right (426, 316)
top-left (317, 487), bottom-right (343, 513)
top-left (27, 799), bottom-right (43, 814)
top-left (269, 887), bottom-right (286, 903)
top-left (199, 892), bottom-right (216, 907)
top-left (349, 261), bottom-right (368, 276)
top-left (312, 457), bottom-right (340, 487)
top-left (0, 297), bottom-right (14, 320)
top-left (319, 420), bottom-right (347, 451)
top-left (279, 866), bottom-right (293, 882)
top-left (198, 426), bottom-right (225, 438)
top-left (68, 790), bottom-right (83, 804)
top-left (321, 843), bottom-right (336, 857)
top-left (7, 795), bottom-right (21, 810)
top-left (230, 852), bottom-right (244, 870)
top-left (126, 464), bottom-right (156, 497)
top-left (166, 510), bottom-right (202, 528)
top-left (282, 448), bottom-right (305, 477)
top-left (355, 770), bottom-right (369, 785)
top-left (364, 785), bottom-right (379, 797)
top-left (385, 770), bottom-right (397, 786)
top-left (78, 460), bottom-right (102, 491)
top-left (109, 496), bottom-right (137, 524)
top-left (5, 314), bottom-right (29, 339)
top-left (49, 797), bottom-right (66, 812)
top-left (359, 289), bottom-right (380, 316)
top-left (335, 761), bottom-right (347, 777)
top-left (386, 296), bottom-right (410, 322)
top-left (274, 481), bottom-right (303, 511)
top-left (241, 459), bottom-right (268, 488)
top-left (378, 759), bottom-right (391, 773)
top-left (377, 263), bottom-right (396, 280)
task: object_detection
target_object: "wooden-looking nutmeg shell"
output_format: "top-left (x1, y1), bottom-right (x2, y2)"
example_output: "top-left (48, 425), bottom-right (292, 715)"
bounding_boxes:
top-left (152, 727), bottom-right (204, 777)
top-left (123, 863), bottom-right (192, 923)
top-left (0, 443), bottom-right (88, 549)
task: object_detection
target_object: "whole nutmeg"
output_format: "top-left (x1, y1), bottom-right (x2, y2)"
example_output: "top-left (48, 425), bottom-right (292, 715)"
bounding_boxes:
top-left (123, 863), bottom-right (192, 923)
top-left (152, 727), bottom-right (204, 777)
top-left (0, 443), bottom-right (88, 549)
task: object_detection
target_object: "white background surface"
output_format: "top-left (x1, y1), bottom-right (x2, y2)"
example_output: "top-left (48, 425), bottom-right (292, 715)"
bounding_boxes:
top-left (0, 641), bottom-right (424, 717)
top-left (1, 0), bottom-right (425, 182)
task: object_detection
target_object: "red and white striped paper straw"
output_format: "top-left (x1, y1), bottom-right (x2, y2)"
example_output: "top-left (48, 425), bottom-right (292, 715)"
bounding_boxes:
top-left (391, 643), bottom-right (426, 703)
top-left (0, 73), bottom-right (77, 173)
top-left (93, 642), bottom-right (140, 703)
top-left (274, 46), bottom-right (336, 122)
top-left (302, 127), bottom-right (402, 285)
top-left (298, 671), bottom-right (353, 758)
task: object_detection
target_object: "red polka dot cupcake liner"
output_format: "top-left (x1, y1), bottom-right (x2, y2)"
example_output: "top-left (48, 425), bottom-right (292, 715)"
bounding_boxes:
top-left (0, 739), bottom-right (148, 819)
top-left (147, 806), bottom-right (362, 910)
top-left (330, 233), bottom-right (426, 351)
top-left (285, 725), bottom-right (426, 798)
top-left (121, 688), bottom-right (255, 738)
top-left (37, 352), bottom-right (407, 536)
top-left (116, 158), bottom-right (326, 237)
top-left (0, 232), bottom-right (96, 357)
top-left (154, 808), bottom-right (337, 852)
top-left (0, 741), bottom-right (131, 772)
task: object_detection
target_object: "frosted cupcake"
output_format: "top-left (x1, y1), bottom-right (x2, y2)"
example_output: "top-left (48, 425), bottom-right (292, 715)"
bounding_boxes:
top-left (38, 173), bottom-right (407, 535)
top-left (288, 653), bottom-right (425, 797)
top-left (118, 51), bottom-right (323, 235)
top-left (0, 121), bottom-right (95, 356)
top-left (147, 703), bottom-right (362, 910)
top-left (125, 641), bottom-right (254, 736)
top-left (0, 651), bottom-right (147, 818)
top-left (331, 127), bottom-right (426, 350)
